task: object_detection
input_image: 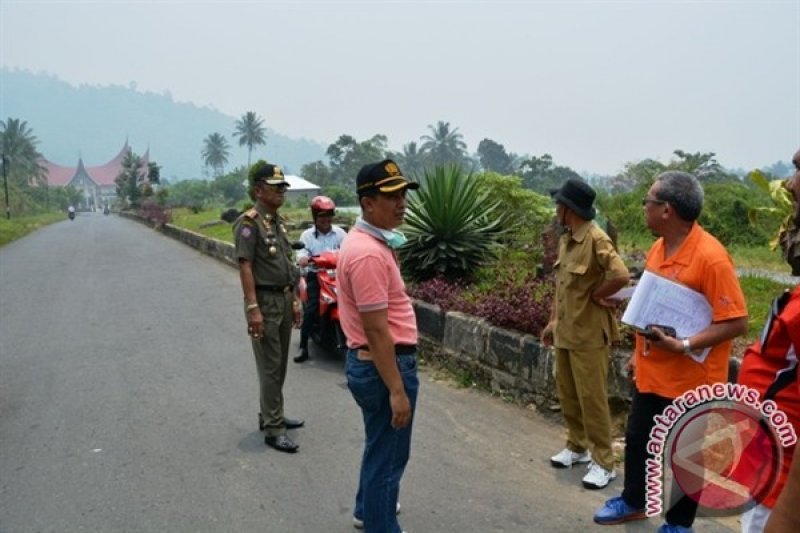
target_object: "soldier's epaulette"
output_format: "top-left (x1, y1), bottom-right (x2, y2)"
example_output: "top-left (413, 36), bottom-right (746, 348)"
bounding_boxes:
top-left (242, 208), bottom-right (259, 220)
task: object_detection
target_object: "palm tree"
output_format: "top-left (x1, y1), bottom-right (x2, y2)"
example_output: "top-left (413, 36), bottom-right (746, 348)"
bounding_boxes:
top-left (202, 132), bottom-right (230, 178)
top-left (393, 142), bottom-right (426, 179)
top-left (233, 111), bottom-right (267, 168)
top-left (420, 120), bottom-right (468, 168)
top-left (0, 117), bottom-right (47, 187)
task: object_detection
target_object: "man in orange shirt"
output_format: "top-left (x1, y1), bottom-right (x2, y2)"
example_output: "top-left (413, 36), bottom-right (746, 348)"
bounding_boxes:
top-left (594, 171), bottom-right (749, 533)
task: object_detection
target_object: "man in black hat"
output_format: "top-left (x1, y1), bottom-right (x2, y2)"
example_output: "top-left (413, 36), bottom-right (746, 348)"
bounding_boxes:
top-left (233, 160), bottom-right (304, 453)
top-left (336, 159), bottom-right (419, 532)
top-left (541, 177), bottom-right (630, 489)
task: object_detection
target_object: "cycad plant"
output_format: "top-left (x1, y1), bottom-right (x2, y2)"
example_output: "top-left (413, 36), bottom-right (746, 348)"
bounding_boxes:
top-left (398, 165), bottom-right (505, 281)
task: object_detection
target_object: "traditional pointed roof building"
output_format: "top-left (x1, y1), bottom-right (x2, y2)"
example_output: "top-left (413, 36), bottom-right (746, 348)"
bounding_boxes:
top-left (40, 141), bottom-right (150, 209)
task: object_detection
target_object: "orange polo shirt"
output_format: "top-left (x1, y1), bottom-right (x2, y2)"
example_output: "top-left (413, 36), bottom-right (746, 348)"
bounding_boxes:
top-left (633, 223), bottom-right (747, 399)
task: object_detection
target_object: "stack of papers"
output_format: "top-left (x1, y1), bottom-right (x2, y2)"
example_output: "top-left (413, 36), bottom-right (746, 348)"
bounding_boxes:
top-left (620, 271), bottom-right (713, 363)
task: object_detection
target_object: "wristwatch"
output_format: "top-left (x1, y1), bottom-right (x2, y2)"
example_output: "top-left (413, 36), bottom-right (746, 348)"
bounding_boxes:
top-left (682, 338), bottom-right (692, 354)
top-left (246, 302), bottom-right (259, 312)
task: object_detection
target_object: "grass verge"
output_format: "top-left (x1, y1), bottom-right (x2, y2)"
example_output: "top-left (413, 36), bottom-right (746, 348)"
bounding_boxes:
top-left (0, 212), bottom-right (68, 246)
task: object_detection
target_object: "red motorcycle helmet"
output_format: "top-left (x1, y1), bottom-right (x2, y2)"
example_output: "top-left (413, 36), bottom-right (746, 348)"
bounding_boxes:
top-left (310, 195), bottom-right (336, 218)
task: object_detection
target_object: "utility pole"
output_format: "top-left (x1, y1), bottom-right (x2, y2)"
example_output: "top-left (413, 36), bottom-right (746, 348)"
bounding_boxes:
top-left (2, 154), bottom-right (9, 219)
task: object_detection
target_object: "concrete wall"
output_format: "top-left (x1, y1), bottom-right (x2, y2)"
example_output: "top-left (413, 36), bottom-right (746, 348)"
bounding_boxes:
top-left (123, 212), bottom-right (634, 407)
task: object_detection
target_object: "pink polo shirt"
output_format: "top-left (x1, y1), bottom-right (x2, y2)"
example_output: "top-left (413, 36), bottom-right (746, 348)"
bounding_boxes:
top-left (336, 227), bottom-right (417, 349)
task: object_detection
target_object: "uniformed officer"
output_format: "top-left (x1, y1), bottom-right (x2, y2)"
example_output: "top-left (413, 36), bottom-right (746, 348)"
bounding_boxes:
top-left (233, 160), bottom-right (304, 453)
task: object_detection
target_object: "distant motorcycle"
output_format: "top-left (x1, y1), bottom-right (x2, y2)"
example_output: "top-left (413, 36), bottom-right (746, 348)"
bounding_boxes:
top-left (103, 206), bottom-right (110, 215)
top-left (68, 211), bottom-right (75, 221)
top-left (299, 251), bottom-right (347, 359)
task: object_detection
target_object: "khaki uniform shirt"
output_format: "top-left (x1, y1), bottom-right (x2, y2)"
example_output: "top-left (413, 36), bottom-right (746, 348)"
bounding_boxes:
top-left (233, 203), bottom-right (299, 287)
top-left (553, 220), bottom-right (629, 350)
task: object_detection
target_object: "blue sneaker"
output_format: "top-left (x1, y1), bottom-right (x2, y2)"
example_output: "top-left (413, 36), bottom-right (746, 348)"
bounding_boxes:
top-left (657, 524), bottom-right (694, 533)
top-left (593, 495), bottom-right (647, 525)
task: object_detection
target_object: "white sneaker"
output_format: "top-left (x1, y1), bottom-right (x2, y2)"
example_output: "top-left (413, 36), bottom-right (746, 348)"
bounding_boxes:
top-left (353, 502), bottom-right (401, 529)
top-left (550, 448), bottom-right (592, 468)
top-left (582, 462), bottom-right (617, 489)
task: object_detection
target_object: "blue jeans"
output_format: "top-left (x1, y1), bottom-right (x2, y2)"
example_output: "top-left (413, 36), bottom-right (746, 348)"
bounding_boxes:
top-left (346, 349), bottom-right (419, 533)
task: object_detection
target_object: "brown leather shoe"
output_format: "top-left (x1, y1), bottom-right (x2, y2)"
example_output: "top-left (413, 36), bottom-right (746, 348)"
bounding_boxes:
top-left (265, 434), bottom-right (299, 453)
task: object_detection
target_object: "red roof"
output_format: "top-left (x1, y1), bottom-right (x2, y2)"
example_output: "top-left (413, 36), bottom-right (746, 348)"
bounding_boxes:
top-left (40, 141), bottom-right (149, 187)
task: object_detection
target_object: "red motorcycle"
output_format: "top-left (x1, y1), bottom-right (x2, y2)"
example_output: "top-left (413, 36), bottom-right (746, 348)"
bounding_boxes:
top-left (299, 251), bottom-right (347, 358)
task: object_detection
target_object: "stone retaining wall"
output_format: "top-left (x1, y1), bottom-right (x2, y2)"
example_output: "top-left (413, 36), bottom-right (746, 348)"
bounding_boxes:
top-left (122, 211), bottom-right (634, 407)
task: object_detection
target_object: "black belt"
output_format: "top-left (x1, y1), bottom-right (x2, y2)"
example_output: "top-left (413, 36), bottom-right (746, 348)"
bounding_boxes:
top-left (355, 344), bottom-right (417, 355)
top-left (255, 284), bottom-right (293, 293)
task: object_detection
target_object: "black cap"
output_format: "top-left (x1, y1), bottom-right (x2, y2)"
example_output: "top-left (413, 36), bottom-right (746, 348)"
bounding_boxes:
top-left (249, 160), bottom-right (289, 187)
top-left (551, 178), bottom-right (596, 220)
top-left (356, 159), bottom-right (419, 197)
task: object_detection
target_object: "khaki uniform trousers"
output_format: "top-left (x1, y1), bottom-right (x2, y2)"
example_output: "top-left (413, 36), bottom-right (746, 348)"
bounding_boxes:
top-left (250, 290), bottom-right (293, 438)
top-left (555, 345), bottom-right (614, 470)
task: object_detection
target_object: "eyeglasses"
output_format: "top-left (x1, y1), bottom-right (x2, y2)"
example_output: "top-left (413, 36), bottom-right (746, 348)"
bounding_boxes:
top-left (267, 183), bottom-right (288, 191)
top-left (641, 197), bottom-right (666, 206)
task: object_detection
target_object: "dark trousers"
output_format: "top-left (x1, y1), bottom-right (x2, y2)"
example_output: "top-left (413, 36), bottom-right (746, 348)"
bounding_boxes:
top-left (300, 272), bottom-right (319, 349)
top-left (622, 389), bottom-right (698, 527)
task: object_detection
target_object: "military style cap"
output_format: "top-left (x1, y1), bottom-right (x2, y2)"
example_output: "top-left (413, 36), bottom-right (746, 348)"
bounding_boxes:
top-left (356, 159), bottom-right (419, 197)
top-left (249, 160), bottom-right (290, 187)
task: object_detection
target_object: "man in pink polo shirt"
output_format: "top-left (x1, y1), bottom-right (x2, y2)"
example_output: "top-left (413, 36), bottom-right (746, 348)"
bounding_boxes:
top-left (337, 159), bottom-right (420, 533)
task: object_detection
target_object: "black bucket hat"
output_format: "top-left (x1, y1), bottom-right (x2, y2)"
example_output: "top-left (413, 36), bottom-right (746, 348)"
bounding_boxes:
top-left (551, 178), bottom-right (596, 220)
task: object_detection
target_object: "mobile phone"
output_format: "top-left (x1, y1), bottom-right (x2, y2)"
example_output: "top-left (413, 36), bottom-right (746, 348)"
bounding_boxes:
top-left (641, 324), bottom-right (677, 339)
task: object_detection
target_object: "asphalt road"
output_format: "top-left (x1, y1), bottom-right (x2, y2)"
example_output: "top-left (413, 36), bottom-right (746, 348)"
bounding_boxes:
top-left (0, 213), bottom-right (737, 533)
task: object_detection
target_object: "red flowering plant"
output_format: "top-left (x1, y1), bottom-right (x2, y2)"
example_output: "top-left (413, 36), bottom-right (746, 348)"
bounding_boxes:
top-left (408, 249), bottom-right (555, 337)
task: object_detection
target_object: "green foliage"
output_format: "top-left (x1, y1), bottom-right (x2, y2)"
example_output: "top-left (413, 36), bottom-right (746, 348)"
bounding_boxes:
top-left (420, 121), bottom-right (469, 168)
top-left (201, 132), bottom-right (230, 177)
top-left (165, 179), bottom-right (212, 210)
top-left (518, 154), bottom-right (581, 194)
top-left (748, 169), bottom-right (795, 249)
top-left (474, 171), bottom-right (553, 257)
top-left (477, 138), bottom-right (515, 174)
top-left (300, 160), bottom-right (333, 188)
top-left (398, 166), bottom-right (505, 281)
top-left (1, 117), bottom-right (47, 188)
top-left (699, 182), bottom-right (773, 246)
top-left (0, 211), bottom-right (65, 246)
top-left (389, 142), bottom-right (426, 179)
top-left (321, 184), bottom-right (356, 206)
top-left (326, 134), bottom-right (389, 187)
top-left (115, 151), bottom-right (145, 208)
top-left (233, 111), bottom-right (267, 168)
top-left (211, 171), bottom-right (247, 206)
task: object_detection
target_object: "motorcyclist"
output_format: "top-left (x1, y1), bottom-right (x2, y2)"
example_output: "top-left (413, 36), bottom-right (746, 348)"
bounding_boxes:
top-left (295, 196), bottom-right (347, 362)
top-left (68, 205), bottom-right (75, 220)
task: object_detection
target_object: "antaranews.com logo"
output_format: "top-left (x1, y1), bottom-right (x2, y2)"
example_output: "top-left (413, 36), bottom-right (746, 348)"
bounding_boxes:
top-left (645, 382), bottom-right (797, 517)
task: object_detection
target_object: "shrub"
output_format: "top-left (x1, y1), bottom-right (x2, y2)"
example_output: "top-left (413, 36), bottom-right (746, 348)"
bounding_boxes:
top-left (139, 200), bottom-right (172, 227)
top-left (399, 165), bottom-right (506, 282)
top-left (408, 268), bottom-right (554, 336)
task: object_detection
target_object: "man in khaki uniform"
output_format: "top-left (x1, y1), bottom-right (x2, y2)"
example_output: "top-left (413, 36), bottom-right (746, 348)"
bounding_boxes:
top-left (541, 178), bottom-right (630, 489)
top-left (233, 160), bottom-right (304, 453)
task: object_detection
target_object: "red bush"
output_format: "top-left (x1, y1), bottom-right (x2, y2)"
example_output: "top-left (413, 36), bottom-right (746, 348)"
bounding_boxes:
top-left (409, 272), bottom-right (554, 336)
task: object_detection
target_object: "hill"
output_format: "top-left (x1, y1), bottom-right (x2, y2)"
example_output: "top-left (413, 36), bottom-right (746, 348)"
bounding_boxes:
top-left (0, 68), bottom-right (326, 181)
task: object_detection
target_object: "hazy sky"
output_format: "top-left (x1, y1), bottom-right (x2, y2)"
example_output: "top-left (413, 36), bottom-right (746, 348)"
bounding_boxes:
top-left (1, 0), bottom-right (798, 175)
